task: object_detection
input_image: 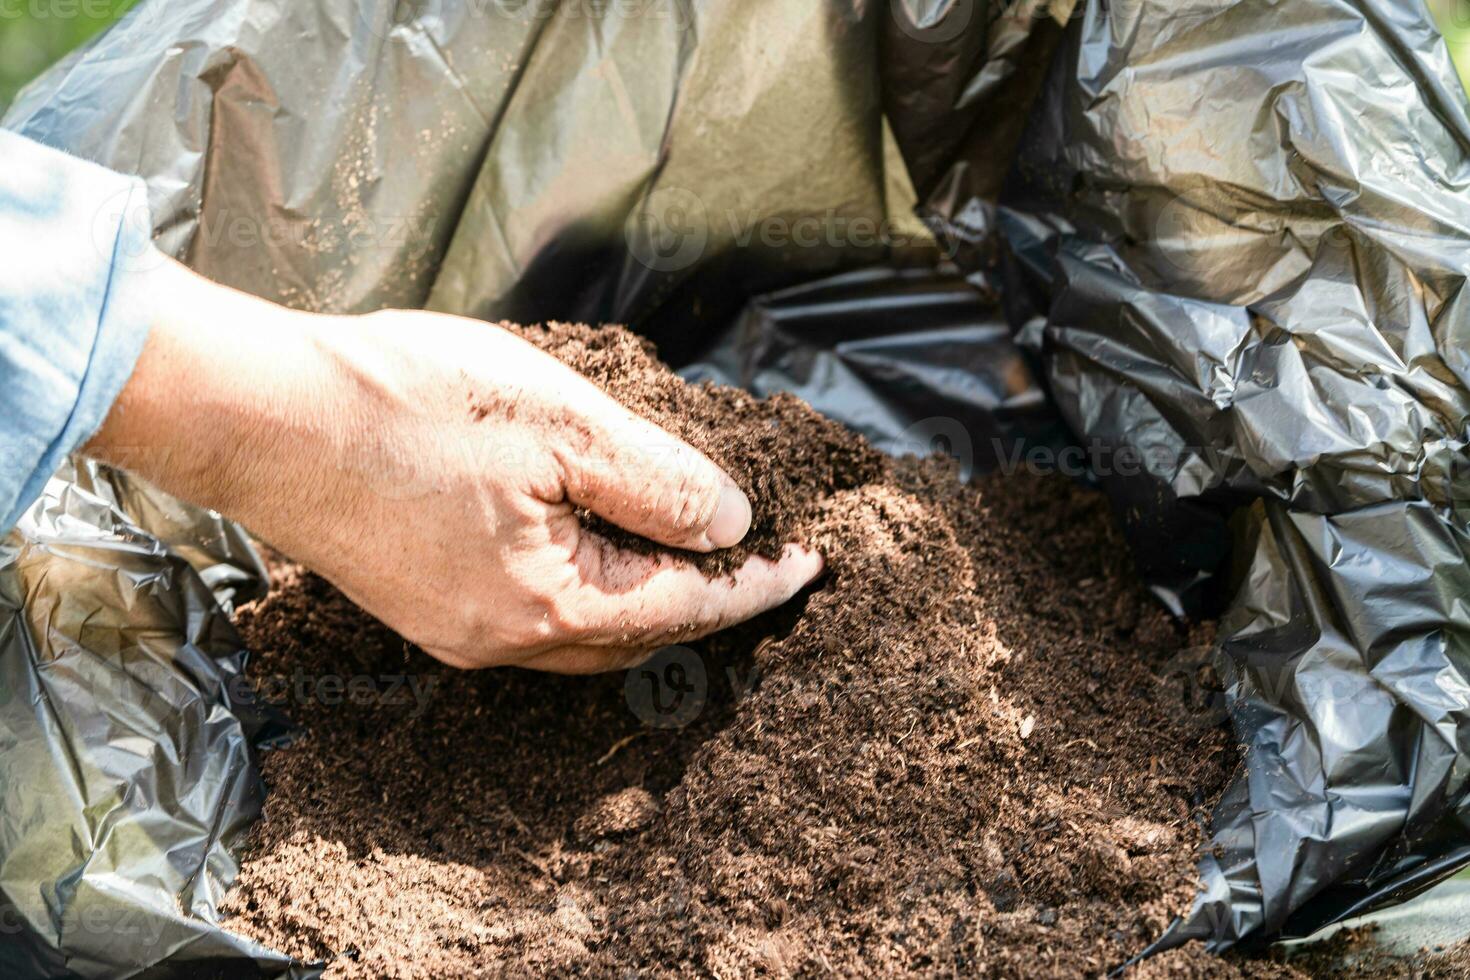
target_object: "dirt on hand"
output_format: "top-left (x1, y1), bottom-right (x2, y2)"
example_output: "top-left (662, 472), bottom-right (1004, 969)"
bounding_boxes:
top-left (221, 322), bottom-right (1283, 978)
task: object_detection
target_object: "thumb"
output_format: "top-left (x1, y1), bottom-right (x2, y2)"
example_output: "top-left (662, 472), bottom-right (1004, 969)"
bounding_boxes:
top-left (558, 402), bottom-right (752, 553)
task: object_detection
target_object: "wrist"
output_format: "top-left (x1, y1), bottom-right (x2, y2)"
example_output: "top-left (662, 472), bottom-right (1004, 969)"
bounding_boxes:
top-left (85, 259), bottom-right (340, 531)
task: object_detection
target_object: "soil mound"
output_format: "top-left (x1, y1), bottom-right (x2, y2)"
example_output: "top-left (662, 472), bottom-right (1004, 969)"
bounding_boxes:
top-left (222, 323), bottom-right (1265, 978)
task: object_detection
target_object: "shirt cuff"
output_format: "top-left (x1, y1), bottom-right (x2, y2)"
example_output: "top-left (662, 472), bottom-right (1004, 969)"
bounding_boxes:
top-left (0, 132), bottom-right (161, 532)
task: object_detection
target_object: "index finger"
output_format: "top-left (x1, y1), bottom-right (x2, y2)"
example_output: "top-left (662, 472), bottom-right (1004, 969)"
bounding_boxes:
top-left (553, 534), bottom-right (824, 652)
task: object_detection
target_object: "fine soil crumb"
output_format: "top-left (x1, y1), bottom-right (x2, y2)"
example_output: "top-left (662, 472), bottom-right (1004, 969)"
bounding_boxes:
top-left (222, 322), bottom-right (1267, 977)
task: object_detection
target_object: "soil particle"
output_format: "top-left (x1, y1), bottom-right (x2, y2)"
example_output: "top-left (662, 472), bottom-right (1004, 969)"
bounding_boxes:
top-left (222, 322), bottom-right (1280, 977)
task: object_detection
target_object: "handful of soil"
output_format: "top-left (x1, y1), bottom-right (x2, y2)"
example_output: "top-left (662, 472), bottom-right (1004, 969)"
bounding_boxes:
top-left (525, 324), bottom-right (887, 577)
top-left (221, 322), bottom-right (1264, 978)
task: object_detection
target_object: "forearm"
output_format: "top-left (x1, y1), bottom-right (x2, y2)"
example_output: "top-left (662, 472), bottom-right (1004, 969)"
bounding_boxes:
top-left (83, 259), bottom-right (340, 533)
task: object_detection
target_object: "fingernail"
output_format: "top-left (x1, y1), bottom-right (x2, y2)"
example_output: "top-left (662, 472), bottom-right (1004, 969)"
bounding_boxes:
top-left (706, 485), bottom-right (752, 549)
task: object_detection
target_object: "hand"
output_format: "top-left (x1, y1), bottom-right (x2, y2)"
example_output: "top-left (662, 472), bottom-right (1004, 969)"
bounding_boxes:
top-left (85, 259), bottom-right (823, 672)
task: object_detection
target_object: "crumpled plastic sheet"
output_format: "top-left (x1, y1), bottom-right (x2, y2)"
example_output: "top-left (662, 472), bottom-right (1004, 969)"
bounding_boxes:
top-left (0, 469), bottom-right (293, 978)
top-left (895, 0), bottom-right (1470, 952)
top-left (682, 263), bottom-right (1067, 477)
top-left (9, 0), bottom-right (1470, 971)
top-left (66, 461), bottom-right (267, 616)
top-left (6, 0), bottom-right (894, 367)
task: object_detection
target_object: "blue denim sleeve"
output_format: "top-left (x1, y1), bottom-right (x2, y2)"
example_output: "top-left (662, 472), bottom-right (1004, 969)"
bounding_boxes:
top-left (0, 130), bottom-right (159, 532)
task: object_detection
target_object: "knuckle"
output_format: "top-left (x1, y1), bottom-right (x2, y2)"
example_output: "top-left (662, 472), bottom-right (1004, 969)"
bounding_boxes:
top-left (522, 588), bottom-right (587, 644)
top-left (663, 467), bottom-right (720, 538)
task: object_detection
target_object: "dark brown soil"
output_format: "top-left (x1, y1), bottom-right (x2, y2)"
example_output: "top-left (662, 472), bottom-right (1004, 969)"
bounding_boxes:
top-left (1338, 933), bottom-right (1470, 978)
top-left (220, 323), bottom-right (1273, 977)
top-left (1231, 928), bottom-right (1470, 980)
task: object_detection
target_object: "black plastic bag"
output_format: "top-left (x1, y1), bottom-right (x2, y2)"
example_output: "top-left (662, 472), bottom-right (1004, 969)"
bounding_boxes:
top-left (9, 0), bottom-right (1470, 971)
top-left (900, 0), bottom-right (1470, 951)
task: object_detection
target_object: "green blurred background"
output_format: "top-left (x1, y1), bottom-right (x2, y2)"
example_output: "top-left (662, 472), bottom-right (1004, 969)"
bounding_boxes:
top-left (1434, 0), bottom-right (1470, 94)
top-left (0, 2), bottom-right (1466, 117)
top-left (0, 0), bottom-right (137, 111)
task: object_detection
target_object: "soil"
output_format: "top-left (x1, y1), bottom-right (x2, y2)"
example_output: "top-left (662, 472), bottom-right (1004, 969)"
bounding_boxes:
top-left (222, 322), bottom-right (1283, 977)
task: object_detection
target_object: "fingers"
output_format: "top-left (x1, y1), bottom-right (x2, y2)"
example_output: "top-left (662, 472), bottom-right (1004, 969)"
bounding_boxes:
top-left (557, 398), bottom-right (753, 553)
top-left (523, 538), bottom-right (824, 673)
top-left (426, 536), bottom-right (824, 675)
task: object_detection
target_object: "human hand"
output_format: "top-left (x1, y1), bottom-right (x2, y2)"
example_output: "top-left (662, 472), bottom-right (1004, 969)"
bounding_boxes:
top-left (85, 259), bottom-right (823, 672)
